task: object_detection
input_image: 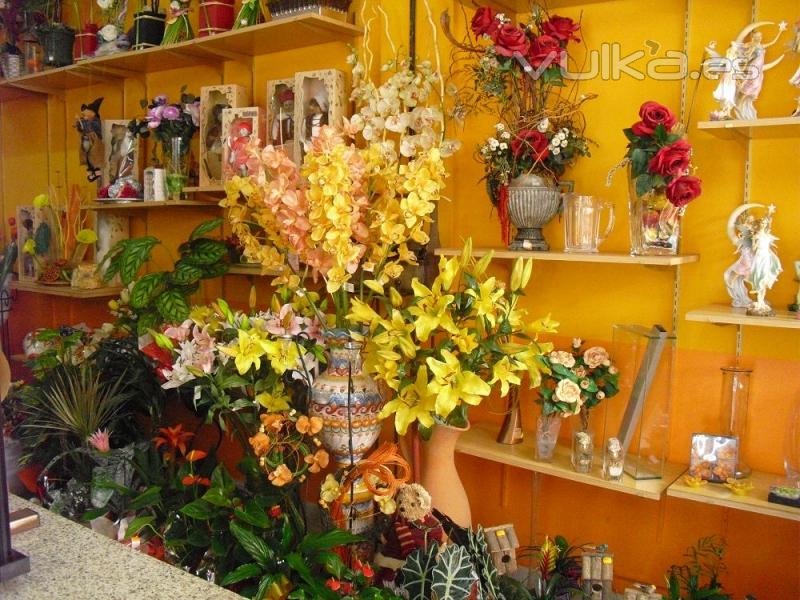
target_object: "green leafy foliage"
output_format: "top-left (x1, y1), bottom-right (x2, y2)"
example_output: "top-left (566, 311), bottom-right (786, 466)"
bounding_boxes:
top-left (432, 544), bottom-right (477, 600)
top-left (402, 544), bottom-right (440, 600)
top-left (666, 536), bottom-right (732, 600)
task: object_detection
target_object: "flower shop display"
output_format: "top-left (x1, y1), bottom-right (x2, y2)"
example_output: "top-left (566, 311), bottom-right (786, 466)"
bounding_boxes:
top-left (198, 0), bottom-right (233, 36)
top-left (128, 90), bottom-right (200, 200)
top-left (94, 0), bottom-right (130, 56)
top-left (293, 69), bottom-right (346, 162)
top-left (20, 190), bottom-right (96, 286)
top-left (129, 0), bottom-right (165, 49)
top-left (705, 22), bottom-right (787, 121)
top-left (161, 0), bottom-right (192, 44)
top-left (75, 96), bottom-right (104, 183)
top-left (611, 100), bottom-right (702, 256)
top-left (445, 5), bottom-right (593, 250)
top-left (724, 203), bottom-right (782, 316)
top-left (348, 244), bottom-right (556, 525)
top-left (536, 339), bottom-right (619, 469)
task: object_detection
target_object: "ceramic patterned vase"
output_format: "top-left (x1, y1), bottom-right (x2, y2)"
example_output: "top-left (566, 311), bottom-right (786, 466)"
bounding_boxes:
top-left (309, 332), bottom-right (383, 468)
top-left (507, 174), bottom-right (562, 251)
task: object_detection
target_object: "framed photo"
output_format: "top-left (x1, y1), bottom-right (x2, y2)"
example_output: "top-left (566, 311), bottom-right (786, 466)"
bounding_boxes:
top-left (266, 78), bottom-right (295, 161)
top-left (102, 120), bottom-right (140, 188)
top-left (293, 69), bottom-right (345, 161)
top-left (200, 84), bottom-right (247, 187)
top-left (689, 433), bottom-right (738, 483)
top-left (222, 107), bottom-right (265, 180)
top-left (16, 205), bottom-right (36, 281)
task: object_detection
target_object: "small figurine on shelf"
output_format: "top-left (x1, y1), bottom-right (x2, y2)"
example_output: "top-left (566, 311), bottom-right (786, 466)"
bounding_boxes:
top-left (725, 203), bottom-right (782, 316)
top-left (162, 0), bottom-right (193, 44)
top-left (572, 431), bottom-right (594, 474)
top-left (705, 21), bottom-right (787, 121)
top-left (75, 97), bottom-right (104, 183)
top-left (373, 483), bottom-right (445, 583)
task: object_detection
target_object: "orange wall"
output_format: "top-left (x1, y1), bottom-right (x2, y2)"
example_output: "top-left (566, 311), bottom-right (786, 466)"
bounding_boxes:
top-left (2, 0), bottom-right (799, 597)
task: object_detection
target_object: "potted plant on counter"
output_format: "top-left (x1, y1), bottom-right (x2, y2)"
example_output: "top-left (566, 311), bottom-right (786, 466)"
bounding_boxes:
top-left (29, 0), bottom-right (76, 67)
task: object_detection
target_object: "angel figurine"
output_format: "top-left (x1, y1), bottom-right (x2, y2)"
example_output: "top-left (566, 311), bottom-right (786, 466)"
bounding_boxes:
top-left (706, 21), bottom-right (787, 121)
top-left (727, 204), bottom-right (781, 317)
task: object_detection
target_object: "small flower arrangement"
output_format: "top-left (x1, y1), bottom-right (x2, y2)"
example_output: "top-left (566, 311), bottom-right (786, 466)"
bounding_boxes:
top-left (129, 90), bottom-right (200, 160)
top-left (537, 339), bottom-right (619, 429)
top-left (621, 101), bottom-right (702, 206)
top-left (347, 240), bottom-right (557, 435)
top-left (445, 5), bottom-right (593, 240)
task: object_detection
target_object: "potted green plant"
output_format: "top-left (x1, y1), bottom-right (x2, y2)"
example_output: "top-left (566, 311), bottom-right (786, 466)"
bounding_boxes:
top-left (129, 0), bottom-right (164, 50)
top-left (29, 0), bottom-right (75, 67)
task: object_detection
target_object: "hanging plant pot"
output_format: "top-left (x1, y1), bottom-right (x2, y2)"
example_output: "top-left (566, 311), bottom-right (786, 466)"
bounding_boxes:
top-left (74, 24), bottom-right (98, 60)
top-left (199, 0), bottom-right (234, 36)
top-left (37, 25), bottom-right (76, 67)
top-left (129, 11), bottom-right (166, 50)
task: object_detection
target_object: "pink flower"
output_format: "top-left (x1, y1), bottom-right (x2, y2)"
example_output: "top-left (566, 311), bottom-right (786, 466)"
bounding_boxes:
top-left (88, 429), bottom-right (111, 453)
top-left (583, 346), bottom-right (610, 369)
top-left (162, 105), bottom-right (181, 121)
top-left (185, 101), bottom-right (200, 127)
top-left (164, 320), bottom-right (192, 342)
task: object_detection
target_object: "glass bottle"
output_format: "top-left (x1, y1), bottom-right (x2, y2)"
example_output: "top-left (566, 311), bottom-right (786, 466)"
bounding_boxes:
top-left (719, 365), bottom-right (752, 478)
top-left (572, 430), bottom-right (594, 473)
top-left (165, 135), bottom-right (188, 201)
top-left (603, 437), bottom-right (625, 481)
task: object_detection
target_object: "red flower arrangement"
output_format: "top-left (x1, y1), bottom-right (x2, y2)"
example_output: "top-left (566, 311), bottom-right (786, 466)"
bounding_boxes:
top-left (623, 101), bottom-right (702, 208)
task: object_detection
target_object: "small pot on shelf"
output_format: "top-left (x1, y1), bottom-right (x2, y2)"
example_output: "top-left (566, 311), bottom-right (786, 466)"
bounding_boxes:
top-left (507, 173), bottom-right (562, 251)
top-left (199, 0), bottom-right (235, 36)
top-left (74, 24), bottom-right (98, 60)
top-left (129, 11), bottom-right (166, 50)
top-left (37, 24), bottom-right (76, 68)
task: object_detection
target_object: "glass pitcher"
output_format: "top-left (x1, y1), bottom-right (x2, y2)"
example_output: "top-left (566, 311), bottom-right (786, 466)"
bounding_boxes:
top-left (563, 194), bottom-right (615, 253)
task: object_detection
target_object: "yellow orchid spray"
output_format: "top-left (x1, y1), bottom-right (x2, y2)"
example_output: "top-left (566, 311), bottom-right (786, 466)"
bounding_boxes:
top-left (348, 239), bottom-right (558, 436)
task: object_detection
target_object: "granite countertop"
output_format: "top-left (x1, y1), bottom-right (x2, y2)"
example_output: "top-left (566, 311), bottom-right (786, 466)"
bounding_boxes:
top-left (0, 495), bottom-right (243, 600)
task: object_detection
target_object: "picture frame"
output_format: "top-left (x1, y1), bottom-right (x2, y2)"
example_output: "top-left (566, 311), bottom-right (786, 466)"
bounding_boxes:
top-left (200, 84), bottom-right (247, 187)
top-left (16, 206), bottom-right (36, 282)
top-left (266, 78), bottom-right (296, 162)
top-left (293, 69), bottom-right (345, 162)
top-left (689, 433), bottom-right (738, 483)
top-left (102, 120), bottom-right (140, 189)
top-left (222, 107), bottom-right (265, 180)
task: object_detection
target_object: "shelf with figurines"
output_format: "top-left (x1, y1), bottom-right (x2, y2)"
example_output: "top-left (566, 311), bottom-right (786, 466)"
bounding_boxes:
top-left (685, 204), bottom-right (800, 331)
top-left (434, 247), bottom-right (699, 267)
top-left (0, 14), bottom-right (362, 99)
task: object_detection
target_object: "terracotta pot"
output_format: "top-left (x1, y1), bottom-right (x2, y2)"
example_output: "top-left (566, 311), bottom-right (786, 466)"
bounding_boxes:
top-left (419, 423), bottom-right (471, 528)
top-left (199, 0), bottom-right (235, 36)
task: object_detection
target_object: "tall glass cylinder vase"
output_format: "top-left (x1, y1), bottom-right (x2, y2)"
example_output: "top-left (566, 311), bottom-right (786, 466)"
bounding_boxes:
top-left (627, 169), bottom-right (683, 256)
top-left (535, 414), bottom-right (561, 461)
top-left (719, 365), bottom-right (752, 478)
top-left (165, 136), bottom-right (189, 201)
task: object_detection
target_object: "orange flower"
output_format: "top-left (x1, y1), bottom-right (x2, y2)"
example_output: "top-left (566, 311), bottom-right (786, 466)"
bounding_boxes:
top-left (182, 475), bottom-right (211, 487)
top-left (154, 425), bottom-right (194, 461)
top-left (304, 449), bottom-right (330, 474)
top-left (268, 463), bottom-right (293, 487)
top-left (185, 450), bottom-right (208, 463)
top-left (296, 415), bottom-right (323, 435)
top-left (249, 432), bottom-right (271, 457)
top-left (260, 413), bottom-right (285, 432)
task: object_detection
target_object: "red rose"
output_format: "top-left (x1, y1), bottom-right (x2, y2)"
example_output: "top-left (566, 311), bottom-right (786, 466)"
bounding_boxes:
top-left (541, 15), bottom-right (580, 43)
top-left (511, 129), bottom-right (549, 162)
top-left (471, 7), bottom-right (499, 39)
top-left (666, 175), bottom-right (702, 207)
top-left (648, 139), bottom-right (691, 177)
top-left (528, 34), bottom-right (564, 68)
top-left (631, 101), bottom-right (677, 137)
top-left (494, 23), bottom-right (531, 58)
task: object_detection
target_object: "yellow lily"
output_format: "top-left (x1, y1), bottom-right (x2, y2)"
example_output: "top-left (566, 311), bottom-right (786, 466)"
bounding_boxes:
top-left (255, 389), bottom-right (291, 412)
top-left (380, 366), bottom-right (436, 435)
top-left (218, 329), bottom-right (271, 375)
top-left (466, 277), bottom-right (504, 327)
top-left (347, 298), bottom-right (383, 333)
top-left (437, 255), bottom-right (461, 291)
top-left (490, 356), bottom-right (522, 397)
top-left (263, 338), bottom-right (301, 375)
top-left (426, 350), bottom-right (491, 418)
top-left (407, 279), bottom-right (458, 342)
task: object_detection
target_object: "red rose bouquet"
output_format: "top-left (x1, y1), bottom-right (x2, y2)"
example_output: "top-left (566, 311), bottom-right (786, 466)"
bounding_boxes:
top-left (445, 5), bottom-right (593, 245)
top-left (616, 101), bottom-right (702, 254)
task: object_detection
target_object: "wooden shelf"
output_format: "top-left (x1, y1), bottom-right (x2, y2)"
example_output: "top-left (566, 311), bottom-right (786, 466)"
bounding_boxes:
top-left (183, 185), bottom-right (225, 194)
top-left (11, 280), bottom-right (121, 298)
top-left (667, 470), bottom-right (800, 522)
top-left (697, 117), bottom-right (800, 139)
top-left (456, 423), bottom-right (685, 501)
top-left (0, 14), bottom-right (362, 98)
top-left (85, 199), bottom-right (221, 210)
top-left (227, 264), bottom-right (281, 276)
top-left (685, 304), bottom-right (800, 330)
top-left (434, 248), bottom-right (699, 267)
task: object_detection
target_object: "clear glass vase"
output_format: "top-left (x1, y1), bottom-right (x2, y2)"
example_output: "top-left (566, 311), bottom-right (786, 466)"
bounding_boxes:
top-left (535, 414), bottom-right (561, 461)
top-left (627, 170), bottom-right (683, 256)
top-left (719, 365), bottom-right (752, 478)
top-left (165, 136), bottom-right (189, 201)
